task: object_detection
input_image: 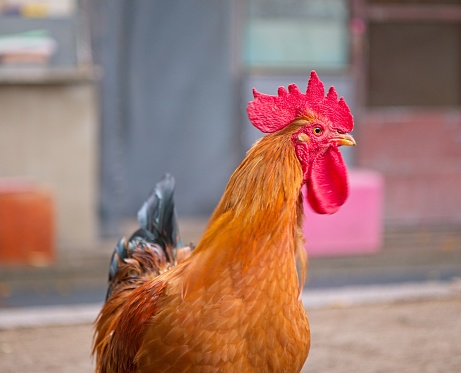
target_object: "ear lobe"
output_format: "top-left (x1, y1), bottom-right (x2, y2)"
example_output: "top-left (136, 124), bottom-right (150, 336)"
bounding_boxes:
top-left (306, 147), bottom-right (349, 214)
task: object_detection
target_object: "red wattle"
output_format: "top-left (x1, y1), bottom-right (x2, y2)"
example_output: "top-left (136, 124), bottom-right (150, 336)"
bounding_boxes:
top-left (306, 147), bottom-right (349, 214)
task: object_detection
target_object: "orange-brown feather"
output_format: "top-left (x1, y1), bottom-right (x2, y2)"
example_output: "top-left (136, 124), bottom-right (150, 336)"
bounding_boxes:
top-left (94, 122), bottom-right (310, 372)
top-left (181, 128), bottom-right (304, 293)
top-left (93, 242), bottom-right (171, 373)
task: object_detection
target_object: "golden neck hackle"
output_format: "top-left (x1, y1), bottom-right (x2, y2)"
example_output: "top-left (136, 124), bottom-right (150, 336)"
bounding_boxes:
top-left (211, 130), bottom-right (303, 232)
top-left (178, 127), bottom-right (306, 300)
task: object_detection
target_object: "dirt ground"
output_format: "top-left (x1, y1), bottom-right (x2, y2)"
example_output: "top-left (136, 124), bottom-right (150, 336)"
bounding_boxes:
top-left (0, 298), bottom-right (460, 373)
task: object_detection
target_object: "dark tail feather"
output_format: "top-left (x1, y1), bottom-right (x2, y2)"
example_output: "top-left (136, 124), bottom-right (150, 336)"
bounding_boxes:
top-left (135, 173), bottom-right (180, 251)
top-left (106, 174), bottom-right (181, 300)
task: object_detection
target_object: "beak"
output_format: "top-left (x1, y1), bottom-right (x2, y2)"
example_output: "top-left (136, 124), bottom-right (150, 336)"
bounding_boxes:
top-left (331, 133), bottom-right (356, 147)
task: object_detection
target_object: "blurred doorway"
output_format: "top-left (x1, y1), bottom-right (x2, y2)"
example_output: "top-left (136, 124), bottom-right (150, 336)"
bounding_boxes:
top-left (352, 0), bottom-right (461, 225)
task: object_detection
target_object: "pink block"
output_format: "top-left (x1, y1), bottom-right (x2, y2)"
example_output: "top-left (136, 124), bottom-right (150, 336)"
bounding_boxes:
top-left (303, 169), bottom-right (384, 257)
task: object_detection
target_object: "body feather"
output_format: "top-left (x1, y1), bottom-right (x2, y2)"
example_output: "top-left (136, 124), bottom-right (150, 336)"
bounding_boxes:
top-left (93, 130), bottom-right (310, 372)
top-left (93, 70), bottom-right (355, 373)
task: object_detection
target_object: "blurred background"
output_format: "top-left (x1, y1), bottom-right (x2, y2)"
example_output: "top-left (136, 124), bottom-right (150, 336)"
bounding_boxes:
top-left (1, 0), bottom-right (461, 315)
top-left (0, 0), bottom-right (460, 371)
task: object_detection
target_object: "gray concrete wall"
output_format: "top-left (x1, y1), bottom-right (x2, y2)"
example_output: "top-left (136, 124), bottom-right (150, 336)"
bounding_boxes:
top-left (0, 83), bottom-right (99, 247)
top-left (90, 0), bottom-right (239, 235)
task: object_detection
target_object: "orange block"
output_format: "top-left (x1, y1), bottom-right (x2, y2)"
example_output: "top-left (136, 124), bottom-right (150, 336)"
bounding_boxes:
top-left (0, 181), bottom-right (55, 265)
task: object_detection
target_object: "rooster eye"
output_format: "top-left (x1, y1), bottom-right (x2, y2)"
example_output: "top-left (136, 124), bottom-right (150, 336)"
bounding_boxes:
top-left (313, 127), bottom-right (323, 136)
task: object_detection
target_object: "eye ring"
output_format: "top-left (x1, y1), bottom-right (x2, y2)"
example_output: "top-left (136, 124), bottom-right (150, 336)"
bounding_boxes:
top-left (313, 126), bottom-right (323, 136)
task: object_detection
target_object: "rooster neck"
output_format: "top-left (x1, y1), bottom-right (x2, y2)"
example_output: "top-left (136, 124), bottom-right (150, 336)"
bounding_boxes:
top-left (193, 134), bottom-right (305, 268)
top-left (211, 134), bottom-right (304, 230)
top-left (181, 133), bottom-right (307, 301)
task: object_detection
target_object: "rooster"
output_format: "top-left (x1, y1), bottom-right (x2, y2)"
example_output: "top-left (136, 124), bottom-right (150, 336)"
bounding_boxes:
top-left (93, 71), bottom-right (355, 372)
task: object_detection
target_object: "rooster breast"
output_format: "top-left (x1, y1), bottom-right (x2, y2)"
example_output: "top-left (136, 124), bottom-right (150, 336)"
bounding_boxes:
top-left (135, 240), bottom-right (310, 373)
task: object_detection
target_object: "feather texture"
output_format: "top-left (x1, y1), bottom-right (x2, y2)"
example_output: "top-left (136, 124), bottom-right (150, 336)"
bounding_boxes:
top-left (93, 175), bottom-right (192, 372)
top-left (93, 71), bottom-right (355, 373)
top-left (93, 130), bottom-right (310, 372)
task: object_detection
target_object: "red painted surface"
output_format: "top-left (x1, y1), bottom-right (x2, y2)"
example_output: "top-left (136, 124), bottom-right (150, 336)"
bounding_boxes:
top-left (303, 169), bottom-right (384, 257)
top-left (0, 179), bottom-right (55, 265)
top-left (356, 109), bottom-right (461, 225)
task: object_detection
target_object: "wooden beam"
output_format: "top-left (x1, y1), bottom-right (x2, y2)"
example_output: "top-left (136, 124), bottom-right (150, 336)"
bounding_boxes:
top-left (367, 5), bottom-right (461, 22)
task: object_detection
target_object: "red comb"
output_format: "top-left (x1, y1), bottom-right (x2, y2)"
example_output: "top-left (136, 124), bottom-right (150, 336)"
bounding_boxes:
top-left (247, 71), bottom-right (353, 134)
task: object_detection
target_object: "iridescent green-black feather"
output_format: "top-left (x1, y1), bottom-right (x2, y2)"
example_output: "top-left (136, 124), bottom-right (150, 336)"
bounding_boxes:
top-left (106, 174), bottom-right (181, 300)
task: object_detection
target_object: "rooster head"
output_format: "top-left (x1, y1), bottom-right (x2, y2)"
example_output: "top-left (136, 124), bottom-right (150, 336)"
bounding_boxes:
top-left (247, 71), bottom-right (355, 214)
